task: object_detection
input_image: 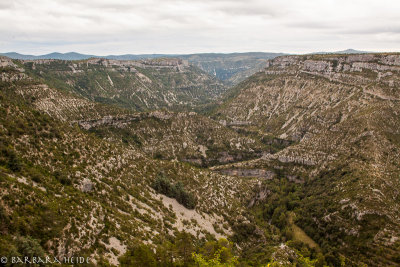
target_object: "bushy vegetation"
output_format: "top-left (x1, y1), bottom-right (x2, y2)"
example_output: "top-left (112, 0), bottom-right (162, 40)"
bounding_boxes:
top-left (261, 178), bottom-right (303, 230)
top-left (252, 178), bottom-right (334, 266)
top-left (120, 235), bottom-right (238, 267)
top-left (152, 174), bottom-right (197, 209)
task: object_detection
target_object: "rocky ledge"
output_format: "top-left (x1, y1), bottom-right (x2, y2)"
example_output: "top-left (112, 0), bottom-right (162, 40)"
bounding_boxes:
top-left (265, 53), bottom-right (400, 87)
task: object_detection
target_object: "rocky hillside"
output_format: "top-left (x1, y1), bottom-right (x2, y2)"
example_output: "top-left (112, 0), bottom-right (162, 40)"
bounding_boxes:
top-left (213, 53), bottom-right (400, 265)
top-left (215, 53), bottom-right (400, 139)
top-left (20, 57), bottom-right (226, 111)
top-left (1, 56), bottom-right (272, 168)
top-left (0, 56), bottom-right (267, 265)
top-left (77, 111), bottom-right (272, 167)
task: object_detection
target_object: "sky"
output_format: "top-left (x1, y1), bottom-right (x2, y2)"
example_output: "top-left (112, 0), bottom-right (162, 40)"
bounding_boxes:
top-left (0, 0), bottom-right (399, 55)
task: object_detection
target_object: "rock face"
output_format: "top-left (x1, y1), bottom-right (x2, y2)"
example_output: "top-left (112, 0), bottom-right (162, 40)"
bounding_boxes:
top-left (1, 72), bottom-right (28, 82)
top-left (266, 54), bottom-right (400, 90)
top-left (0, 56), bottom-right (25, 75)
top-left (84, 57), bottom-right (188, 70)
top-left (0, 56), bottom-right (17, 68)
top-left (216, 53), bottom-right (400, 142)
top-left (79, 178), bottom-right (95, 192)
top-left (218, 168), bottom-right (275, 179)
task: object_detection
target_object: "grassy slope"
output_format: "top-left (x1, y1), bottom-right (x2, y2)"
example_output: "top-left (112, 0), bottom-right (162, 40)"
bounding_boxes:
top-left (288, 212), bottom-right (320, 251)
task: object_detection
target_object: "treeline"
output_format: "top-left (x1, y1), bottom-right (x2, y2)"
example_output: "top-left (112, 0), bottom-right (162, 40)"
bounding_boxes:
top-left (116, 234), bottom-right (237, 267)
top-left (152, 174), bottom-right (197, 209)
top-left (114, 232), bottom-right (321, 267)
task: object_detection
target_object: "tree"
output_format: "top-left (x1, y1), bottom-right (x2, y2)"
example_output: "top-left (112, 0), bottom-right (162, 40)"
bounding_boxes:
top-left (192, 248), bottom-right (238, 267)
top-left (199, 238), bottom-right (235, 264)
top-left (175, 232), bottom-right (195, 266)
top-left (156, 241), bottom-right (175, 267)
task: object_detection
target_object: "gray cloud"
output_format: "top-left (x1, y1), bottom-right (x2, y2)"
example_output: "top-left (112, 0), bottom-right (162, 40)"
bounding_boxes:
top-left (0, 0), bottom-right (399, 54)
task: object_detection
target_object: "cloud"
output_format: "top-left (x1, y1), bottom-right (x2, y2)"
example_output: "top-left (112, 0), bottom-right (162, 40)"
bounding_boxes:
top-left (0, 0), bottom-right (399, 54)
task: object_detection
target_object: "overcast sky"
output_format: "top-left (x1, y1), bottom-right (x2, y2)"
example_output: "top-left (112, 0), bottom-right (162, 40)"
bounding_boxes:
top-left (1, 0), bottom-right (399, 55)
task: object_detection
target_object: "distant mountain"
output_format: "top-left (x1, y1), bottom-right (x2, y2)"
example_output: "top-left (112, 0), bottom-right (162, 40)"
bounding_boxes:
top-left (105, 54), bottom-right (178, 60)
top-left (0, 52), bottom-right (95, 60)
top-left (336, 48), bottom-right (371, 53)
top-left (312, 48), bottom-right (372, 55)
top-left (0, 51), bottom-right (172, 60)
top-left (0, 52), bottom-right (39, 60)
top-left (39, 52), bottom-right (95, 60)
top-left (0, 51), bottom-right (282, 60)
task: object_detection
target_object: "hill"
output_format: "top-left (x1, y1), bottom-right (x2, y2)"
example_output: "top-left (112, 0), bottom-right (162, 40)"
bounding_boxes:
top-left (20, 57), bottom-right (226, 111)
top-left (213, 53), bottom-right (400, 265)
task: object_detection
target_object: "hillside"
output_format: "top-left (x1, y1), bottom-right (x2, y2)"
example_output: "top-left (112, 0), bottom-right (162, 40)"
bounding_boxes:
top-left (78, 111), bottom-right (273, 167)
top-left (20, 57), bottom-right (226, 111)
top-left (0, 56), bottom-right (269, 265)
top-left (213, 53), bottom-right (400, 265)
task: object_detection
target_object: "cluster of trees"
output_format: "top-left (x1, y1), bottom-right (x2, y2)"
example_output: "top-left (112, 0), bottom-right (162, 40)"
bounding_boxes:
top-left (258, 179), bottom-right (326, 265)
top-left (117, 233), bottom-right (327, 267)
top-left (261, 178), bottom-right (302, 231)
top-left (152, 175), bottom-right (197, 209)
top-left (258, 178), bottom-right (351, 266)
top-left (118, 234), bottom-right (237, 267)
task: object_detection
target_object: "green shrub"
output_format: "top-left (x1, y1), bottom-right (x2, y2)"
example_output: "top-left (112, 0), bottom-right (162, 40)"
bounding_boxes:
top-left (1, 148), bottom-right (22, 172)
top-left (54, 170), bottom-right (72, 185)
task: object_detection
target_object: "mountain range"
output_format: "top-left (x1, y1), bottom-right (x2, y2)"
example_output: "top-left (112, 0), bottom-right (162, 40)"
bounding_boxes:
top-left (0, 49), bottom-right (370, 61)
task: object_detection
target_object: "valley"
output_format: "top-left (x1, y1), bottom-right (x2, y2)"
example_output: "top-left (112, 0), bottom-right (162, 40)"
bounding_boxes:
top-left (0, 53), bottom-right (400, 266)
